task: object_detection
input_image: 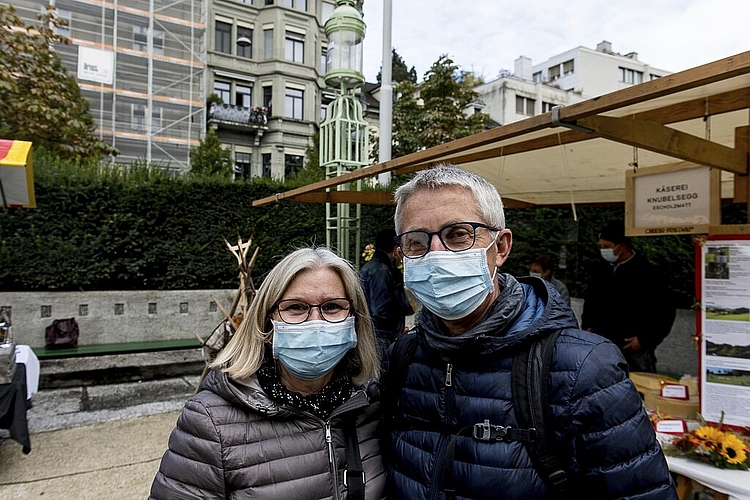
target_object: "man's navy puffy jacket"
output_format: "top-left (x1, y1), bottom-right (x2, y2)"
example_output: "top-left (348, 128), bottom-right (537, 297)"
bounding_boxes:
top-left (384, 274), bottom-right (678, 500)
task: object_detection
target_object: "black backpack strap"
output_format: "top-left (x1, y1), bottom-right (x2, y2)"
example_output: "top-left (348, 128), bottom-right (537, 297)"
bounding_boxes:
top-left (383, 330), bottom-right (419, 423)
top-left (512, 329), bottom-right (568, 494)
top-left (343, 419), bottom-right (365, 500)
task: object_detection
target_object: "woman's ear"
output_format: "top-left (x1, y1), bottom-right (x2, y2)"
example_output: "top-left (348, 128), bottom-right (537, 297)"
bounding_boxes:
top-left (494, 230), bottom-right (513, 268)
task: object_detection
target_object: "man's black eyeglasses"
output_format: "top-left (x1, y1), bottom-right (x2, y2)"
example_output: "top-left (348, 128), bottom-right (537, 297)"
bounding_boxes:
top-left (395, 221), bottom-right (500, 258)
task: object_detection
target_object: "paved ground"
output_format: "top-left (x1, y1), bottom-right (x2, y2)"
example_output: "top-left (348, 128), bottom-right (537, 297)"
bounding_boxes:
top-left (0, 376), bottom-right (199, 500)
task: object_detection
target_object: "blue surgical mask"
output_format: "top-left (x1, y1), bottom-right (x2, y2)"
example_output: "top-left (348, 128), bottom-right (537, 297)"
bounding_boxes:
top-left (271, 317), bottom-right (357, 381)
top-left (403, 239), bottom-right (497, 320)
top-left (600, 248), bottom-right (618, 263)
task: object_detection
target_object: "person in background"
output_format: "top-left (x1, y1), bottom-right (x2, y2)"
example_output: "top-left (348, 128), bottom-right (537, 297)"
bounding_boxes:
top-left (383, 164), bottom-right (677, 499)
top-left (529, 254), bottom-right (570, 305)
top-left (581, 221), bottom-right (676, 373)
top-left (360, 228), bottom-right (414, 357)
top-left (150, 247), bottom-right (385, 499)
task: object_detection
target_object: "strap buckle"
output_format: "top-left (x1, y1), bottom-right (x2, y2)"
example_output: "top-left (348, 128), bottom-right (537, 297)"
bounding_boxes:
top-left (472, 419), bottom-right (510, 441)
top-left (343, 469), bottom-right (365, 488)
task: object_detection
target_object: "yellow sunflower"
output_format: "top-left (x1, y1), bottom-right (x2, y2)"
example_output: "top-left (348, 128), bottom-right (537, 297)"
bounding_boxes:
top-left (694, 426), bottom-right (724, 450)
top-left (719, 433), bottom-right (748, 465)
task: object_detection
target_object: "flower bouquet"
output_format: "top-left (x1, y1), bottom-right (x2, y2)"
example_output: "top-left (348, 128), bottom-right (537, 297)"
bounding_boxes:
top-left (362, 243), bottom-right (375, 262)
top-left (663, 413), bottom-right (750, 470)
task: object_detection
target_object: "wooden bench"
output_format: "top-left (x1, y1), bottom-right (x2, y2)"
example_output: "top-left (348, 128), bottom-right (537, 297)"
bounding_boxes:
top-left (32, 338), bottom-right (202, 360)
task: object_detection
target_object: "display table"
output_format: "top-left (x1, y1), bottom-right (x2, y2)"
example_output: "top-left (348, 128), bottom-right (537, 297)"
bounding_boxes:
top-left (0, 345), bottom-right (39, 454)
top-left (667, 455), bottom-right (750, 500)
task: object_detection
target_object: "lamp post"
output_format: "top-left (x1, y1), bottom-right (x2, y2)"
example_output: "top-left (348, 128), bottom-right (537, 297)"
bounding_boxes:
top-left (320, 0), bottom-right (368, 265)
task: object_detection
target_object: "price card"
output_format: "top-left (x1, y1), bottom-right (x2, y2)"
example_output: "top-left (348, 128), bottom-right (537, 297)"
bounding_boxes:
top-left (655, 419), bottom-right (688, 434)
top-left (661, 384), bottom-right (689, 400)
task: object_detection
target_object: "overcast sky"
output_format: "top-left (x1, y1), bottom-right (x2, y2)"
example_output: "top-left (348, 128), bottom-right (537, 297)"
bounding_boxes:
top-left (360, 0), bottom-right (748, 83)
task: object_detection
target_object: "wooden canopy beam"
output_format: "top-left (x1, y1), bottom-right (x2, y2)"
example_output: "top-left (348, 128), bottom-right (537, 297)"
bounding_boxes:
top-left (576, 115), bottom-right (747, 175)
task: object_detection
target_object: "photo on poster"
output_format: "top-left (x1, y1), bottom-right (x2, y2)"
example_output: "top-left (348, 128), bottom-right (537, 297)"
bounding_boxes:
top-left (705, 366), bottom-right (750, 387)
top-left (705, 246), bottom-right (730, 279)
top-left (705, 301), bottom-right (750, 321)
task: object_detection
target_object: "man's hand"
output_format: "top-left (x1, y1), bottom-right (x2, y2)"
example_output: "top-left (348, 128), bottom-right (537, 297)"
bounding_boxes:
top-left (623, 336), bottom-right (642, 350)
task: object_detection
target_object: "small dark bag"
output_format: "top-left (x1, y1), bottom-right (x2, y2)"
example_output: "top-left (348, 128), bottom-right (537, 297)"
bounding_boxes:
top-left (44, 317), bottom-right (80, 349)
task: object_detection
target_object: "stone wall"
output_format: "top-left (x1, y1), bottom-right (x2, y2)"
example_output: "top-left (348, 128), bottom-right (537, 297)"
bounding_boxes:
top-left (0, 290), bottom-right (237, 348)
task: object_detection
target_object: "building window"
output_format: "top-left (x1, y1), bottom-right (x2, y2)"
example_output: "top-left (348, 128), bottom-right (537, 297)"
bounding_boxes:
top-left (285, 87), bottom-right (303, 119)
top-left (215, 21), bottom-right (232, 54)
top-left (263, 86), bottom-right (273, 115)
top-left (115, 303), bottom-right (125, 315)
top-left (148, 302), bottom-right (157, 314)
top-left (284, 154), bottom-right (304, 178)
top-left (237, 26), bottom-right (252, 58)
top-left (283, 0), bottom-right (307, 10)
top-left (619, 67), bottom-right (643, 84)
top-left (235, 152), bottom-right (251, 179)
top-left (263, 29), bottom-right (273, 59)
top-left (79, 304), bottom-right (88, 316)
top-left (541, 101), bottom-right (556, 113)
top-left (562, 59), bottom-right (574, 76)
top-left (265, 0), bottom-right (274, 4)
top-left (180, 302), bottom-right (189, 314)
top-left (285, 32), bottom-right (304, 63)
top-left (515, 95), bottom-right (535, 116)
top-left (262, 153), bottom-right (272, 177)
top-left (532, 71), bottom-right (542, 83)
top-left (548, 65), bottom-right (560, 81)
top-left (131, 104), bottom-right (162, 133)
top-left (321, 102), bottom-right (328, 121)
top-left (133, 26), bottom-right (164, 54)
top-left (320, 47), bottom-right (328, 74)
top-left (236, 84), bottom-right (252, 108)
top-left (41, 305), bottom-right (51, 318)
top-left (214, 81), bottom-right (231, 103)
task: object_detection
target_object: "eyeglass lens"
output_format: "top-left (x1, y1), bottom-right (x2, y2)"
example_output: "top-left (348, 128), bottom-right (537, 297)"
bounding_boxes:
top-left (276, 299), bottom-right (351, 324)
top-left (399, 222), bottom-right (482, 257)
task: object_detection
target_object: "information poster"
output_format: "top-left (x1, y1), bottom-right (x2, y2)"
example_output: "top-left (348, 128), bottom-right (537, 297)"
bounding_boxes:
top-left (700, 236), bottom-right (750, 427)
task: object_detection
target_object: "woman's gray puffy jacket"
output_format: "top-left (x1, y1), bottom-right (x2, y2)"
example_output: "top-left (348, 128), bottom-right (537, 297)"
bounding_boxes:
top-left (150, 368), bottom-right (386, 499)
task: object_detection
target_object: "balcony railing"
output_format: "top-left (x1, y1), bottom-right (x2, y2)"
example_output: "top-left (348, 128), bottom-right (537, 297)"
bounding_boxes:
top-left (207, 102), bottom-right (269, 129)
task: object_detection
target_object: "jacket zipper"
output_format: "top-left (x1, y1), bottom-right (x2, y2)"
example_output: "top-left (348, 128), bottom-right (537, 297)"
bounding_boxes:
top-left (325, 421), bottom-right (341, 500)
top-left (427, 362), bottom-right (454, 500)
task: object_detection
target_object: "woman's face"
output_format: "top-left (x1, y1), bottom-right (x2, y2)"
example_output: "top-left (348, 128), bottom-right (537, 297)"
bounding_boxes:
top-left (272, 266), bottom-right (348, 322)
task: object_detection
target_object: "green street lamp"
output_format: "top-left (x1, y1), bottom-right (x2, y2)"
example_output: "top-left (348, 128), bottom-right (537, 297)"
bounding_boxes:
top-left (320, 0), bottom-right (369, 264)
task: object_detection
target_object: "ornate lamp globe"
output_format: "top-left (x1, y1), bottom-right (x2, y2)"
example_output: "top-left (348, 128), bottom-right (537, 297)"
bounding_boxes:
top-left (324, 0), bottom-right (366, 91)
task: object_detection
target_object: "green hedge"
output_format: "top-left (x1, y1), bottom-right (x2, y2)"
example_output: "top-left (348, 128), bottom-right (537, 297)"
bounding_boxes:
top-left (1, 152), bottom-right (741, 309)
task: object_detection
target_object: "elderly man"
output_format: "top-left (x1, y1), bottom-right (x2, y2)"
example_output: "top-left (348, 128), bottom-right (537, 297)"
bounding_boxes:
top-left (382, 164), bottom-right (677, 499)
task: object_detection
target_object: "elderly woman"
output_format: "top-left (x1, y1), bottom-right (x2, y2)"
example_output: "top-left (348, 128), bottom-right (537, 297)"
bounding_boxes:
top-left (150, 247), bottom-right (384, 499)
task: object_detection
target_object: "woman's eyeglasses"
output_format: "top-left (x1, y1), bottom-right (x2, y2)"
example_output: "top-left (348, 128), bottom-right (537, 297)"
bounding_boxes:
top-left (274, 298), bottom-right (352, 324)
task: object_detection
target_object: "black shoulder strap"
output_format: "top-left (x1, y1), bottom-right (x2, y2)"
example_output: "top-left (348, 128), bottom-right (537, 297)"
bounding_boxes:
top-left (383, 330), bottom-right (419, 422)
top-left (512, 329), bottom-right (568, 494)
top-left (343, 419), bottom-right (365, 500)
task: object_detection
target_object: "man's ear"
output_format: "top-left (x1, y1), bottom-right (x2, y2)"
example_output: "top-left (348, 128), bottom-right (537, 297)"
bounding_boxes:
top-left (494, 230), bottom-right (513, 268)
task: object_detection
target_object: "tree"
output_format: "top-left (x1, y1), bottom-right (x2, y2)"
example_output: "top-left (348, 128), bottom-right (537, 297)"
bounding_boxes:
top-left (388, 55), bottom-right (489, 159)
top-left (189, 128), bottom-right (233, 178)
top-left (376, 49), bottom-right (417, 84)
top-left (0, 5), bottom-right (116, 160)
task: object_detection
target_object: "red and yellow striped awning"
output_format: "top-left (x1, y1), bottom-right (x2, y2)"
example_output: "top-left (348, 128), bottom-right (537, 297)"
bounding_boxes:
top-left (0, 139), bottom-right (36, 208)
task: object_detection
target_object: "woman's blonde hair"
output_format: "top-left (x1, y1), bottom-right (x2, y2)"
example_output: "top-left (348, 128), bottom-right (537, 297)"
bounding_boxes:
top-left (211, 246), bottom-right (379, 386)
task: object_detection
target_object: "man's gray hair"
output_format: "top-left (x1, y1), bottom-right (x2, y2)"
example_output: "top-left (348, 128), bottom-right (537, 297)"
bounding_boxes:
top-left (394, 164), bottom-right (505, 232)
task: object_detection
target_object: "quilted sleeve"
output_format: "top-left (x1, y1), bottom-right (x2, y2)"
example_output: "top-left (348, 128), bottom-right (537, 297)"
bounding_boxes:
top-left (567, 340), bottom-right (678, 500)
top-left (149, 398), bottom-right (226, 499)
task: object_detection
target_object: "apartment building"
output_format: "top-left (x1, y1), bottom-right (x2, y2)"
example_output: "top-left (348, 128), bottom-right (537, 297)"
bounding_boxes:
top-left (474, 41), bottom-right (672, 127)
top-left (11, 0), bottom-right (206, 172)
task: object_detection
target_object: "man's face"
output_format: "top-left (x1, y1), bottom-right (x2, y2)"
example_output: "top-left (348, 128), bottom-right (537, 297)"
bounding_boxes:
top-left (398, 185), bottom-right (511, 271)
top-left (529, 263), bottom-right (549, 279)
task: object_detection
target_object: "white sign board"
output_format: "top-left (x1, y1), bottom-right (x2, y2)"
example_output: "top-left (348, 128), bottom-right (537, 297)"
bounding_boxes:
top-left (626, 163), bottom-right (717, 236)
top-left (77, 46), bottom-right (114, 85)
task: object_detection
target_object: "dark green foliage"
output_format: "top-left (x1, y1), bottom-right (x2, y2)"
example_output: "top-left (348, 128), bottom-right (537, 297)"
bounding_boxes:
top-left (376, 49), bottom-right (417, 84)
top-left (189, 128), bottom-right (233, 179)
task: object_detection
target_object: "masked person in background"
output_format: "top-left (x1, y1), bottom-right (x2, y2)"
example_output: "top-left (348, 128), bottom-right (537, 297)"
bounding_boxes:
top-left (582, 221), bottom-right (676, 373)
top-left (529, 254), bottom-right (570, 305)
top-left (382, 165), bottom-right (676, 499)
top-left (150, 247), bottom-right (385, 500)
top-left (360, 228), bottom-right (414, 358)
